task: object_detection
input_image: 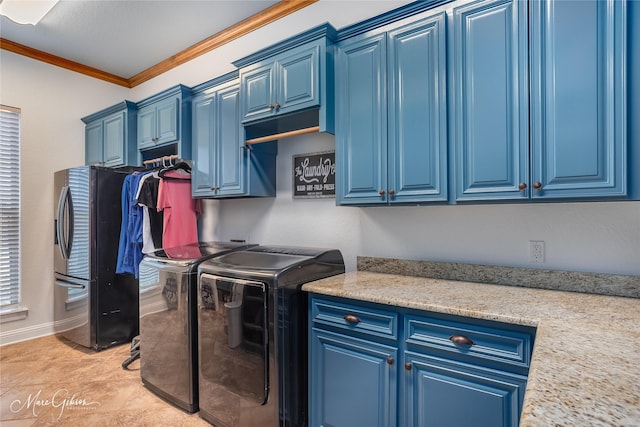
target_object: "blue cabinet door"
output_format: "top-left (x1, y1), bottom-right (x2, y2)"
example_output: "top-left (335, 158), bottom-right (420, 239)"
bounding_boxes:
top-left (215, 83), bottom-right (244, 196)
top-left (403, 352), bottom-right (527, 427)
top-left (84, 101), bottom-right (136, 167)
top-left (240, 61), bottom-right (275, 122)
top-left (530, 0), bottom-right (627, 199)
top-left (102, 111), bottom-right (126, 167)
top-left (451, 0), bottom-right (529, 201)
top-left (310, 328), bottom-right (397, 427)
top-left (240, 44), bottom-right (320, 123)
top-left (388, 13), bottom-right (448, 203)
top-left (85, 121), bottom-right (103, 166)
top-left (191, 81), bottom-right (243, 197)
top-left (155, 96), bottom-right (179, 146)
top-left (137, 94), bottom-right (180, 149)
top-left (335, 33), bottom-right (388, 205)
top-left (277, 44), bottom-right (319, 116)
top-left (137, 105), bottom-right (156, 149)
top-left (192, 76), bottom-right (273, 199)
top-left (191, 93), bottom-right (215, 197)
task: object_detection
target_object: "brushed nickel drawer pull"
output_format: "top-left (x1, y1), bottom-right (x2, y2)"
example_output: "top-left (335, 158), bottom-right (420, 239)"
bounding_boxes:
top-left (449, 335), bottom-right (474, 346)
top-left (343, 314), bottom-right (361, 324)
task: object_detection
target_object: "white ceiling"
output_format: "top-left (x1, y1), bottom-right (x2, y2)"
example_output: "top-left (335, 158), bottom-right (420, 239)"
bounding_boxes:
top-left (0, 0), bottom-right (280, 78)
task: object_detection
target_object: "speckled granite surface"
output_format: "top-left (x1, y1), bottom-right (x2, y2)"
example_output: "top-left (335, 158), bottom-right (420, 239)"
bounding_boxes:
top-left (302, 271), bottom-right (640, 426)
top-left (358, 257), bottom-right (640, 298)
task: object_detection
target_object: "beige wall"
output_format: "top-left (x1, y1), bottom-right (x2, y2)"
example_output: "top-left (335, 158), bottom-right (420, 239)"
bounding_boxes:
top-left (1, 0), bottom-right (638, 345)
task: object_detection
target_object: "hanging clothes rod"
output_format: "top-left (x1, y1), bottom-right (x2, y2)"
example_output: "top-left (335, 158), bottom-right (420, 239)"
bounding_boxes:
top-left (142, 154), bottom-right (179, 166)
top-left (245, 126), bottom-right (320, 145)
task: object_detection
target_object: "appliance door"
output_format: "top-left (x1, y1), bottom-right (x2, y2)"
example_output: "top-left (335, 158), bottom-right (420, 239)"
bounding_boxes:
top-left (53, 274), bottom-right (92, 348)
top-left (198, 274), bottom-right (270, 427)
top-left (54, 167), bottom-right (91, 281)
top-left (139, 258), bottom-right (196, 411)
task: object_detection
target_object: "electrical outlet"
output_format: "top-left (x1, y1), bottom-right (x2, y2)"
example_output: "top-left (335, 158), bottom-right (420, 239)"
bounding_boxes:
top-left (529, 240), bottom-right (545, 263)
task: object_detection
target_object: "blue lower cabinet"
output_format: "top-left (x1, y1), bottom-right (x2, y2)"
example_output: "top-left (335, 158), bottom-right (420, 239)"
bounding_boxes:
top-left (309, 295), bottom-right (534, 427)
top-left (309, 328), bottom-right (397, 427)
top-left (403, 352), bottom-right (527, 427)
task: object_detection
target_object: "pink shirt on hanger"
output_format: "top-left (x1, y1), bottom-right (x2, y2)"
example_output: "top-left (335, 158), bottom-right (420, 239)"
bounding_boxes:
top-left (157, 170), bottom-right (201, 249)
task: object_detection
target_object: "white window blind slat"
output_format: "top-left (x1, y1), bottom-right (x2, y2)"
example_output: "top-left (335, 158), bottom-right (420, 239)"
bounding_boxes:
top-left (0, 106), bottom-right (21, 308)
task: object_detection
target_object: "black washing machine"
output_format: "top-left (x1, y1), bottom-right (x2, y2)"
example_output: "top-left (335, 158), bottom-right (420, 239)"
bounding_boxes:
top-left (196, 245), bottom-right (345, 427)
top-left (138, 241), bottom-right (256, 413)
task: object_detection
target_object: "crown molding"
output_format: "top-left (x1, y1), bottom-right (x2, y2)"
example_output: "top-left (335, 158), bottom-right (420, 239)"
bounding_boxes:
top-left (0, 38), bottom-right (131, 87)
top-left (1, 0), bottom-right (318, 88)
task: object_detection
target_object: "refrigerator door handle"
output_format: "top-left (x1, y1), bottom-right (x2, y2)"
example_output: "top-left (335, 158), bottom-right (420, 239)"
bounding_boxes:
top-left (56, 185), bottom-right (73, 260)
top-left (54, 279), bottom-right (86, 290)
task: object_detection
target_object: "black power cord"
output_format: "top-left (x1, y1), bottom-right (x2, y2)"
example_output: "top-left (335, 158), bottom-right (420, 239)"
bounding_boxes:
top-left (121, 335), bottom-right (140, 369)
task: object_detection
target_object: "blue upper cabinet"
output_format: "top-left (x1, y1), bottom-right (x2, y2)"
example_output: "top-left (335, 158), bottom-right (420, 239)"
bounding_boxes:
top-left (335, 33), bottom-right (388, 205)
top-left (452, 0), bottom-right (627, 202)
top-left (451, 0), bottom-right (529, 201)
top-left (529, 0), bottom-right (627, 199)
top-left (388, 14), bottom-right (448, 204)
top-left (234, 24), bottom-right (336, 135)
top-left (138, 95), bottom-right (178, 148)
top-left (137, 85), bottom-right (192, 161)
top-left (336, 11), bottom-right (448, 205)
top-left (191, 73), bottom-right (276, 199)
top-left (82, 101), bottom-right (137, 167)
top-left (241, 44), bottom-right (319, 122)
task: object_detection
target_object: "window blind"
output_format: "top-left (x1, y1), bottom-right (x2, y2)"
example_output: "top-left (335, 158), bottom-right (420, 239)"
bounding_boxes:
top-left (0, 106), bottom-right (21, 308)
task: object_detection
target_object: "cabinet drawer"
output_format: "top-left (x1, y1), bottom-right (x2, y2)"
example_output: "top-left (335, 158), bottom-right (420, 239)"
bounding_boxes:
top-left (405, 315), bottom-right (534, 370)
top-left (311, 298), bottom-right (398, 340)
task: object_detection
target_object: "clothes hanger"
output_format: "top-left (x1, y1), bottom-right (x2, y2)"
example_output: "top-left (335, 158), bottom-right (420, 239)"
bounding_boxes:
top-left (158, 158), bottom-right (191, 180)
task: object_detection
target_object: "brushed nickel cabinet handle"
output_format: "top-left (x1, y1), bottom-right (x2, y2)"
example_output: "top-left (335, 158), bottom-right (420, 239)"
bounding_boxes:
top-left (269, 104), bottom-right (275, 110)
top-left (449, 335), bottom-right (474, 346)
top-left (275, 102), bottom-right (281, 109)
top-left (343, 314), bottom-right (361, 324)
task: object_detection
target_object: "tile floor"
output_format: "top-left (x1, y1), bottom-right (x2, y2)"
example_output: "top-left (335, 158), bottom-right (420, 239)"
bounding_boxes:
top-left (0, 335), bottom-right (211, 426)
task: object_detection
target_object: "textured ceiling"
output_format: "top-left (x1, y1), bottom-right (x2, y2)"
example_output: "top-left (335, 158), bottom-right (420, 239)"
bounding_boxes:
top-left (0, 0), bottom-right (279, 78)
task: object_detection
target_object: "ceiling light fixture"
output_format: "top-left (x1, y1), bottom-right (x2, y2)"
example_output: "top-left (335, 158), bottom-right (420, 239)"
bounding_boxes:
top-left (0, 0), bottom-right (59, 25)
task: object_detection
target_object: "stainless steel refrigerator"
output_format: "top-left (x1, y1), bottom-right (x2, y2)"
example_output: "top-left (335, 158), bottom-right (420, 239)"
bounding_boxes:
top-left (53, 165), bottom-right (139, 350)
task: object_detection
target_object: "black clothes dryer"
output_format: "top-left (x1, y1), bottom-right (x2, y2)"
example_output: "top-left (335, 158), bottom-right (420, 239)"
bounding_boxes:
top-left (196, 245), bottom-right (345, 427)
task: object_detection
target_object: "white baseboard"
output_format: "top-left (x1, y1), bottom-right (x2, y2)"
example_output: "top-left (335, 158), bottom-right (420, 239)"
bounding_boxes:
top-left (0, 314), bottom-right (87, 347)
top-left (0, 320), bottom-right (56, 346)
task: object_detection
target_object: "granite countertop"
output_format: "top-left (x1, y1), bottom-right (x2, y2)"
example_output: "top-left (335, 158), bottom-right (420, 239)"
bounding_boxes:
top-left (302, 270), bottom-right (640, 426)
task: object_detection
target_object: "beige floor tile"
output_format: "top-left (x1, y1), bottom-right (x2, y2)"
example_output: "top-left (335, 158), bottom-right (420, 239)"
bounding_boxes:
top-left (0, 336), bottom-right (212, 426)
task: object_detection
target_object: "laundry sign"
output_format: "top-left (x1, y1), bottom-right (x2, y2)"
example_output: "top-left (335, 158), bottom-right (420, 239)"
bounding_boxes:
top-left (293, 151), bottom-right (336, 198)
